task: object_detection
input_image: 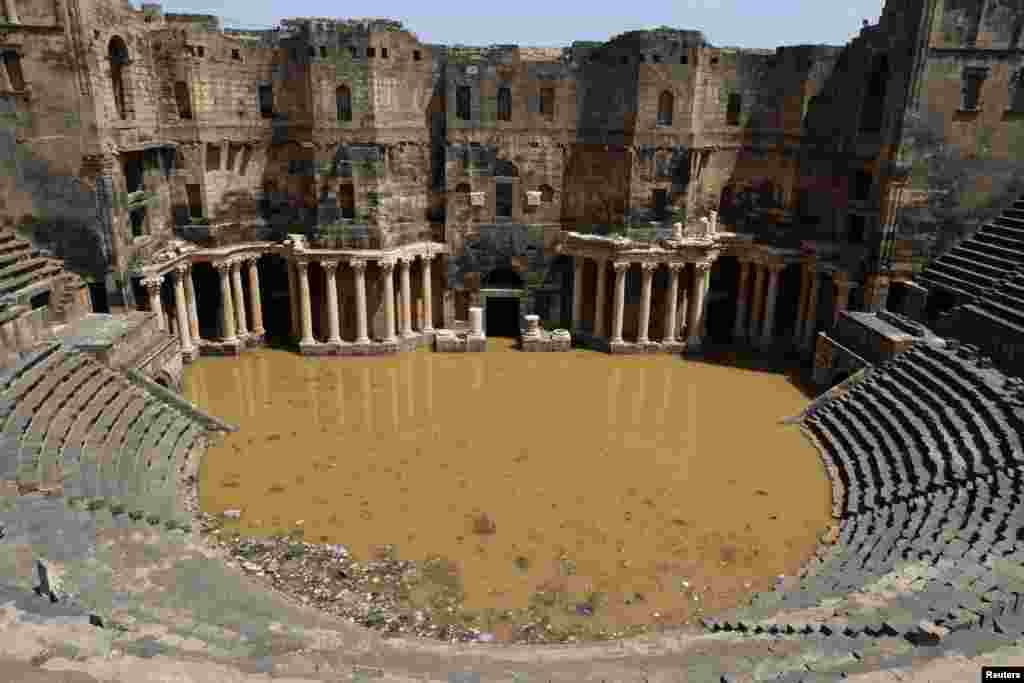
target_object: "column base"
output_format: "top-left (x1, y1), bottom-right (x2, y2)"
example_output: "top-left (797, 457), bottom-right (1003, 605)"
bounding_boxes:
top-left (198, 338), bottom-right (243, 356)
top-left (686, 336), bottom-right (703, 353)
top-left (180, 346), bottom-right (199, 363)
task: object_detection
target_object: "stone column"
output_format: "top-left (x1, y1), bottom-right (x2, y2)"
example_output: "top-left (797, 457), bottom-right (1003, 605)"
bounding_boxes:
top-left (172, 265), bottom-right (193, 356)
top-left (287, 260), bottom-right (300, 340)
top-left (803, 268), bottom-right (821, 351)
top-left (833, 275), bottom-right (855, 327)
top-left (352, 259), bottom-right (370, 343)
top-left (421, 250), bottom-right (434, 332)
top-left (221, 141), bottom-right (229, 171)
top-left (664, 262), bottom-right (683, 343)
top-left (399, 256), bottom-right (414, 337)
top-left (594, 257), bottom-right (609, 337)
top-left (572, 255), bottom-right (585, 332)
top-left (230, 259), bottom-right (248, 337)
top-left (322, 260), bottom-right (342, 344)
top-left (469, 306), bottom-right (484, 336)
top-left (523, 314), bottom-right (541, 338)
top-left (733, 259), bottom-right (751, 342)
top-left (610, 261), bottom-right (629, 344)
top-left (637, 262), bottom-right (656, 343)
top-left (142, 275), bottom-right (165, 331)
top-left (380, 258), bottom-right (397, 343)
top-left (246, 256), bottom-right (265, 336)
top-left (184, 264), bottom-right (200, 344)
top-left (296, 260), bottom-right (314, 346)
top-left (687, 262), bottom-right (710, 350)
top-left (747, 260), bottom-right (765, 342)
top-left (864, 273), bottom-right (889, 313)
top-left (793, 262), bottom-right (811, 345)
top-left (759, 264), bottom-right (782, 347)
top-left (215, 261), bottom-right (237, 342)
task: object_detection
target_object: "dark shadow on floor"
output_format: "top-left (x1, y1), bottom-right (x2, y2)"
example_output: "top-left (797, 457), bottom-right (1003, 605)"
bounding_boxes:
top-left (683, 343), bottom-right (820, 401)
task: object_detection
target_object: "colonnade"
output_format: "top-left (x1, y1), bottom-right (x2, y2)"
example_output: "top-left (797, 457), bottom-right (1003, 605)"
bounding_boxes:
top-left (289, 250), bottom-right (436, 347)
top-left (571, 255), bottom-right (712, 350)
top-left (143, 255), bottom-right (265, 357)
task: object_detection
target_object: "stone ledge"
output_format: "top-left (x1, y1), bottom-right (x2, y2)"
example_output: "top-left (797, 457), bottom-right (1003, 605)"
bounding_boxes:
top-left (520, 329), bottom-right (571, 352)
top-left (299, 332), bottom-right (434, 357)
top-left (434, 330), bottom-right (486, 352)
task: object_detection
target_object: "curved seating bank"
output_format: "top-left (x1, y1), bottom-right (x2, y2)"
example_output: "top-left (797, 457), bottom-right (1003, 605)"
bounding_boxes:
top-left (2, 335), bottom-right (1024, 682)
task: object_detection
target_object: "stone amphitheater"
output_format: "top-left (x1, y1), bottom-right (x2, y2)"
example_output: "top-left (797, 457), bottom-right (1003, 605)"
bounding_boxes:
top-left (6, 0), bottom-right (1024, 679)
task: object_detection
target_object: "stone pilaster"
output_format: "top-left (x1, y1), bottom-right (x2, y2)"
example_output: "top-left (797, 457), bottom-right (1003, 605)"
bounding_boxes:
top-left (610, 261), bottom-right (629, 344)
top-left (287, 260), bottom-right (300, 340)
top-left (297, 260), bottom-right (315, 346)
top-left (748, 260), bottom-right (765, 342)
top-left (352, 259), bottom-right (370, 344)
top-left (803, 267), bottom-right (821, 351)
top-left (687, 262), bottom-right (710, 351)
top-left (664, 262), bottom-right (683, 342)
top-left (172, 265), bottom-right (194, 357)
top-left (793, 262), bottom-right (811, 345)
top-left (760, 264), bottom-right (783, 347)
top-left (142, 275), bottom-right (165, 331)
top-left (833, 274), bottom-right (856, 327)
top-left (733, 259), bottom-right (751, 342)
top-left (572, 256), bottom-right (584, 333)
top-left (214, 261), bottom-right (237, 342)
top-left (637, 262), bottom-right (657, 343)
top-left (230, 259), bottom-right (248, 337)
top-left (420, 250), bottom-right (434, 332)
top-left (322, 260), bottom-right (342, 344)
top-left (594, 257), bottom-right (608, 337)
top-left (380, 258), bottom-right (397, 343)
top-left (399, 256), bottom-right (414, 337)
top-left (246, 256), bottom-right (265, 336)
top-left (184, 264), bottom-right (200, 344)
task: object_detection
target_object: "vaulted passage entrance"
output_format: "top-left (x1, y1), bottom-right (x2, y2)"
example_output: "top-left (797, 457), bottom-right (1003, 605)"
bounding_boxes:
top-left (485, 297), bottom-right (520, 337)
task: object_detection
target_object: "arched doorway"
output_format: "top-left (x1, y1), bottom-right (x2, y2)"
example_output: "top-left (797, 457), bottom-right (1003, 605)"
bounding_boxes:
top-left (107, 36), bottom-right (130, 120)
top-left (482, 266), bottom-right (524, 337)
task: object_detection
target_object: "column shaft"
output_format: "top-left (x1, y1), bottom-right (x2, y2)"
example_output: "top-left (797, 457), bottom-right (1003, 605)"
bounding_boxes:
top-left (594, 259), bottom-right (608, 337)
top-left (173, 268), bottom-right (193, 354)
top-left (144, 277), bottom-right (165, 331)
top-left (760, 266), bottom-right (781, 346)
top-left (247, 257), bottom-right (265, 335)
top-left (287, 261), bottom-right (300, 340)
top-left (217, 264), bottom-right (237, 341)
top-left (297, 261), bottom-right (314, 345)
top-left (637, 263), bottom-right (655, 343)
top-left (733, 260), bottom-right (751, 342)
top-left (664, 265), bottom-right (681, 342)
top-left (687, 264), bottom-right (708, 349)
top-left (610, 262), bottom-right (628, 344)
top-left (400, 258), bottom-right (413, 337)
top-left (421, 254), bottom-right (434, 332)
top-left (184, 266), bottom-right (200, 343)
top-left (381, 260), bottom-right (396, 342)
top-left (231, 260), bottom-right (248, 336)
top-left (748, 262), bottom-right (765, 342)
top-left (833, 280), bottom-right (854, 327)
top-left (353, 260), bottom-right (370, 343)
top-left (323, 261), bottom-right (341, 344)
top-left (803, 270), bottom-right (821, 350)
top-left (793, 265), bottom-right (811, 345)
top-left (572, 256), bottom-right (584, 332)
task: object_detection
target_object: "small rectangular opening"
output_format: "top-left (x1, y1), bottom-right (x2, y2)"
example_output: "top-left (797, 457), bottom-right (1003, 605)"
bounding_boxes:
top-left (30, 291), bottom-right (50, 310)
top-left (239, 146), bottom-right (252, 175)
top-left (382, 47), bottom-right (389, 58)
top-left (496, 180), bottom-right (513, 218)
top-left (540, 87), bottom-right (554, 118)
top-left (413, 50), bottom-right (421, 61)
top-left (338, 183), bottom-right (355, 219)
top-left (319, 46), bottom-right (327, 58)
top-left (456, 85), bottom-right (471, 120)
top-left (196, 46), bottom-right (205, 58)
top-left (186, 183), bottom-right (203, 219)
top-left (205, 143), bottom-right (220, 172)
top-left (653, 188), bottom-right (669, 219)
top-left (349, 46), bottom-right (358, 58)
top-left (367, 47), bottom-right (375, 58)
top-left (258, 85), bottom-right (273, 118)
top-left (680, 55), bottom-right (688, 64)
top-left (231, 49), bottom-right (241, 60)
top-left (173, 81), bottom-right (192, 119)
top-left (726, 92), bottom-right (742, 125)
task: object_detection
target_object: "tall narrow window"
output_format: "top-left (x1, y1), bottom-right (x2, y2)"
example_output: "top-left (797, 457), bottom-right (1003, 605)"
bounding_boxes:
top-left (239, 146), bottom-right (252, 175)
top-left (336, 84), bottom-right (352, 122)
top-left (1011, 70), bottom-right (1024, 112)
top-left (174, 81), bottom-right (192, 119)
top-left (456, 85), bottom-right (471, 120)
top-left (657, 90), bottom-right (674, 126)
top-left (2, 51), bottom-right (24, 91)
top-left (338, 183), bottom-right (355, 219)
top-left (652, 188), bottom-right (669, 219)
top-left (258, 84), bottom-right (273, 118)
top-left (962, 67), bottom-right (988, 111)
top-left (496, 180), bottom-right (513, 218)
top-left (497, 86), bottom-right (511, 121)
top-left (108, 36), bottom-right (130, 120)
top-left (726, 92), bottom-right (742, 125)
top-left (540, 87), bottom-right (554, 118)
top-left (186, 184), bottom-right (203, 219)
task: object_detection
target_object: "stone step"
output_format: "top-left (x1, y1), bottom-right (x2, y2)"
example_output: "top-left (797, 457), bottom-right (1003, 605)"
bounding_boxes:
top-left (960, 236), bottom-right (1024, 263)
top-left (916, 271), bottom-right (980, 298)
top-left (0, 262), bottom-right (64, 298)
top-left (939, 252), bottom-right (1006, 281)
top-left (925, 260), bottom-right (998, 290)
top-left (952, 244), bottom-right (1022, 271)
top-left (0, 343), bottom-right (63, 395)
top-left (976, 230), bottom-right (1024, 253)
top-left (0, 255), bottom-right (51, 283)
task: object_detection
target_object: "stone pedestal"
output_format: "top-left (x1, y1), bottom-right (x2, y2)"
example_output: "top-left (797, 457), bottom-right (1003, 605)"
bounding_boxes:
top-left (468, 306), bottom-right (483, 337)
top-left (523, 314), bottom-right (541, 338)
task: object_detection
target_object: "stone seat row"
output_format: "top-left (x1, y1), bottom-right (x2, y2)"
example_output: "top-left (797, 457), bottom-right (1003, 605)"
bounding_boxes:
top-left (0, 344), bottom-right (206, 530)
top-left (706, 468), bottom-right (1024, 641)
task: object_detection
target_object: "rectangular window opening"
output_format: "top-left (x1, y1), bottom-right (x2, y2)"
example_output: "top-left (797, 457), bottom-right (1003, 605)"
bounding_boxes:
top-left (173, 81), bottom-right (192, 119)
top-left (540, 87), bottom-right (554, 118)
top-left (456, 85), bottom-right (471, 120)
top-left (186, 184), bottom-right (203, 219)
top-left (231, 49), bottom-right (241, 60)
top-left (413, 50), bottom-right (421, 61)
top-left (726, 92), bottom-right (742, 125)
top-left (258, 84), bottom-right (273, 118)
